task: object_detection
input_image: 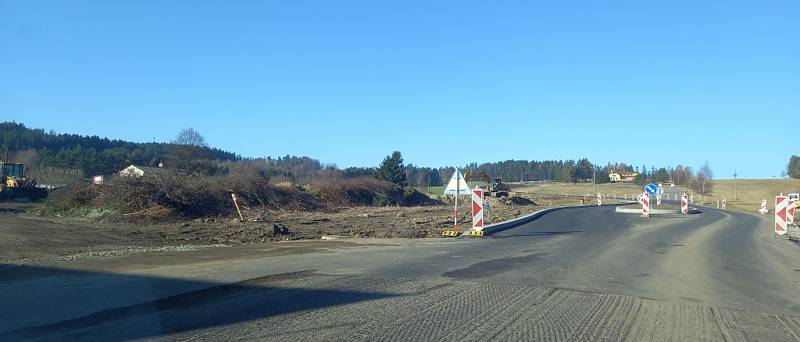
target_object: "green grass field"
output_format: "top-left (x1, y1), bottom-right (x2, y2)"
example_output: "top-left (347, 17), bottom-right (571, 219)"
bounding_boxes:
top-left (705, 179), bottom-right (800, 212)
top-left (416, 186), bottom-right (445, 196)
top-left (415, 181), bottom-right (489, 196)
top-left (512, 182), bottom-right (645, 198)
top-left (420, 179), bottom-right (800, 213)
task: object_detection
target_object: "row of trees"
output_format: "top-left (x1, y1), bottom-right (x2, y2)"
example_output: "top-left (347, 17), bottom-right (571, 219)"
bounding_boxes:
top-left (368, 153), bottom-right (715, 194)
top-left (1, 121), bottom-right (717, 193)
top-left (0, 122), bottom-right (240, 179)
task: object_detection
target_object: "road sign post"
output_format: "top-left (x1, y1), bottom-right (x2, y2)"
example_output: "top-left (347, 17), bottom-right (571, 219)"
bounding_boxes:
top-left (444, 169), bottom-right (471, 228)
top-left (442, 169), bottom-right (471, 237)
top-left (775, 196), bottom-right (788, 236)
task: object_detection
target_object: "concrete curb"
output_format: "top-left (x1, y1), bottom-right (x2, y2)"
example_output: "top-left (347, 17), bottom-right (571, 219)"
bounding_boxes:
top-left (615, 207), bottom-right (681, 215)
top-left (614, 207), bottom-right (703, 216)
top-left (477, 201), bottom-right (636, 236)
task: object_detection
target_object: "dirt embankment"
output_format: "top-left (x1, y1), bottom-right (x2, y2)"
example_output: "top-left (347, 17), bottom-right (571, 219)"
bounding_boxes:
top-left (1, 194), bottom-right (593, 265)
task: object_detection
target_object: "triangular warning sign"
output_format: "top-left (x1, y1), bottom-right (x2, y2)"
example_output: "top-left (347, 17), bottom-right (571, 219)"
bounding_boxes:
top-left (443, 169), bottom-right (471, 195)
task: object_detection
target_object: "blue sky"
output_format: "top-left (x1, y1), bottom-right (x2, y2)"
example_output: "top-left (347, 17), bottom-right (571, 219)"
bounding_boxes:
top-left (1, 1), bottom-right (797, 178)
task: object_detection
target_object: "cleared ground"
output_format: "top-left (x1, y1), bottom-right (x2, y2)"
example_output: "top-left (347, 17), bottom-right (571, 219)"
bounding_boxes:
top-left (0, 196), bottom-right (589, 265)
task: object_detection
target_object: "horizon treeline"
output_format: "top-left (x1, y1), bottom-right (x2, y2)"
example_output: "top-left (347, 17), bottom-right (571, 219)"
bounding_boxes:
top-left (1, 121), bottom-right (711, 192)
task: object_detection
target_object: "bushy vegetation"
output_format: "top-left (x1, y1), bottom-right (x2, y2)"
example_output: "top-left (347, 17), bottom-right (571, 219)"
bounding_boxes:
top-left (42, 173), bottom-right (436, 221)
top-left (788, 156), bottom-right (800, 179)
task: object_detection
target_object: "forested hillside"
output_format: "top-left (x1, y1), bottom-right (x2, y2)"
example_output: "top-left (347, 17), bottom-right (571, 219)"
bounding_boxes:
top-left (2, 121), bottom-right (710, 192)
top-left (0, 122), bottom-right (240, 183)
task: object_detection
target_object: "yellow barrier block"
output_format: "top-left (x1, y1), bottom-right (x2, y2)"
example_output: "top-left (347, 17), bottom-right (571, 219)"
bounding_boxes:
top-left (464, 230), bottom-right (484, 237)
top-left (441, 230), bottom-right (462, 237)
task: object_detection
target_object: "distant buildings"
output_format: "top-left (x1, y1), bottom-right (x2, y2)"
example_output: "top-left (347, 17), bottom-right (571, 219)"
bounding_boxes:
top-left (608, 171), bottom-right (639, 183)
top-left (119, 164), bottom-right (168, 177)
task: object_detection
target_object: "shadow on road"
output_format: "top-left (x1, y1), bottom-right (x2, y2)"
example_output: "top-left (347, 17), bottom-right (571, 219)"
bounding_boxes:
top-left (0, 265), bottom-right (399, 341)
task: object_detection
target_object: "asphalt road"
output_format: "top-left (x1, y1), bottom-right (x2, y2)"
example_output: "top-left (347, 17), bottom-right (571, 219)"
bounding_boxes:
top-left (2, 205), bottom-right (800, 341)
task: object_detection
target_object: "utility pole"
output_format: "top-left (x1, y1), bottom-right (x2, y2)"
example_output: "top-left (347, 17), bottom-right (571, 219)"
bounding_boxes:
top-left (733, 169), bottom-right (738, 200)
top-left (427, 171), bottom-right (431, 194)
top-left (593, 169), bottom-right (597, 195)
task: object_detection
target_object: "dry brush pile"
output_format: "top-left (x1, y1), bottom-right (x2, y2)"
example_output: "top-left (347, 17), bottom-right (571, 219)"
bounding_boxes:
top-left (43, 173), bottom-right (438, 221)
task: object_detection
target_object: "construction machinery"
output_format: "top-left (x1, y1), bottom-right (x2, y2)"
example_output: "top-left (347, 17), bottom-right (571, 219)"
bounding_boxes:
top-left (463, 171), bottom-right (510, 197)
top-left (0, 161), bottom-right (48, 201)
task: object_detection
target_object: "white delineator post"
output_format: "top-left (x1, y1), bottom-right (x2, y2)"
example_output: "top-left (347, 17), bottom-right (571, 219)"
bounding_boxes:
top-left (597, 193), bottom-right (602, 206)
top-left (472, 188), bottom-right (484, 230)
top-left (641, 192), bottom-right (650, 218)
top-left (775, 196), bottom-right (788, 236)
top-left (656, 194), bottom-right (662, 206)
top-left (681, 193), bottom-right (689, 214)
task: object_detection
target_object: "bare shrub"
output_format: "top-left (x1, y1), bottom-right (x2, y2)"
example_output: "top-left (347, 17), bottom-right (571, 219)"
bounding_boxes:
top-left (42, 173), bottom-right (437, 220)
top-left (312, 177), bottom-right (438, 207)
top-left (221, 172), bottom-right (320, 211)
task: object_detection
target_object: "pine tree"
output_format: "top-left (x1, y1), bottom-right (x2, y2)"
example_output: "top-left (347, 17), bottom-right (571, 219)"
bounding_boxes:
top-left (788, 156), bottom-right (800, 179)
top-left (374, 151), bottom-right (407, 187)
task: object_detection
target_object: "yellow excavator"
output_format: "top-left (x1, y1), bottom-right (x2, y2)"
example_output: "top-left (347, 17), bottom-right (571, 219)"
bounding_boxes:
top-left (463, 171), bottom-right (510, 197)
top-left (0, 161), bottom-right (48, 201)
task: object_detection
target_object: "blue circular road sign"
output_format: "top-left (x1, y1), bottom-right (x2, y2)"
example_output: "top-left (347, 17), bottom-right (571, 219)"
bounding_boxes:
top-left (645, 183), bottom-right (658, 195)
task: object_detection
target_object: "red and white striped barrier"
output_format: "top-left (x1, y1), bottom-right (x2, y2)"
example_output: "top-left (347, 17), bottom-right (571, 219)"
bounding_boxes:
top-left (641, 192), bottom-right (650, 218)
top-left (472, 188), bottom-right (484, 230)
top-left (788, 200), bottom-right (795, 226)
top-left (681, 193), bottom-right (689, 214)
top-left (759, 199), bottom-right (768, 214)
top-left (775, 196), bottom-right (787, 236)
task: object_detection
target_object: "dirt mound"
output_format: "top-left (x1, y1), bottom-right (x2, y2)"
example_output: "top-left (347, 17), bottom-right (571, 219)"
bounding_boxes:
top-left (41, 174), bottom-right (438, 221)
top-left (485, 195), bottom-right (536, 207)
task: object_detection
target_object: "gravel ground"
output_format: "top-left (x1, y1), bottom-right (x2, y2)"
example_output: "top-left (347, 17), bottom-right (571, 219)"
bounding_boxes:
top-left (0, 194), bottom-right (598, 265)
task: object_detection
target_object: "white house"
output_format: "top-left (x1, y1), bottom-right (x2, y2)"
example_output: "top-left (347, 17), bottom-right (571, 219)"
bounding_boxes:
top-left (119, 165), bottom-right (168, 177)
top-left (609, 171), bottom-right (639, 183)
